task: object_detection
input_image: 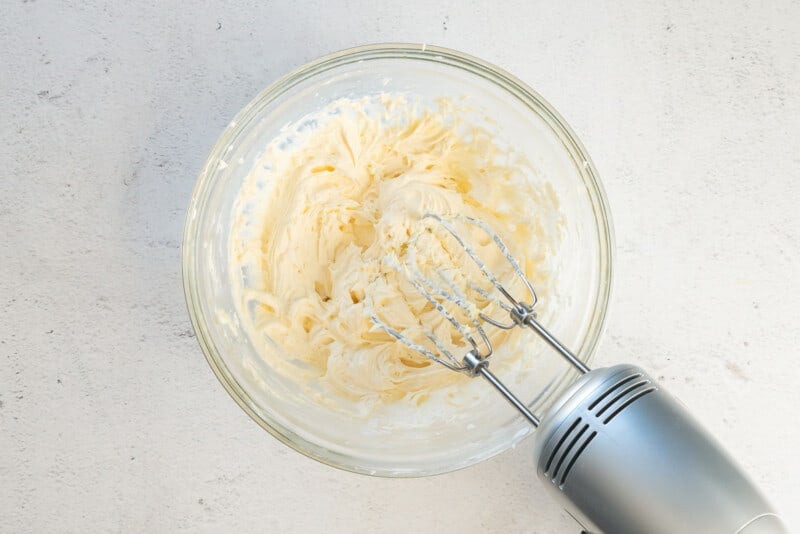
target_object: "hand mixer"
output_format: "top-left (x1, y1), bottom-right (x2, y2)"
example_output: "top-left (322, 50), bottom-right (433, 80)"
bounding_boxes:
top-left (372, 213), bottom-right (786, 534)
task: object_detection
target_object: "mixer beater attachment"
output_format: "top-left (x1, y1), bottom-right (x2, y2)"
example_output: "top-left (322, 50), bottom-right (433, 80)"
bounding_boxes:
top-left (371, 213), bottom-right (589, 426)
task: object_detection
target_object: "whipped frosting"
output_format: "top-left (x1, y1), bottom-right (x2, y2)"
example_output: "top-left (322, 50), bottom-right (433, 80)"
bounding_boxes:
top-left (230, 94), bottom-right (562, 419)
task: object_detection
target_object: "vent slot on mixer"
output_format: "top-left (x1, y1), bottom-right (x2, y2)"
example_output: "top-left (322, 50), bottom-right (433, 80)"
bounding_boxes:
top-left (585, 369), bottom-right (659, 425)
top-left (552, 423), bottom-right (589, 483)
top-left (602, 386), bottom-right (656, 424)
top-left (560, 430), bottom-right (597, 487)
top-left (544, 417), bottom-right (582, 475)
top-left (546, 417), bottom-right (594, 487)
top-left (588, 373), bottom-right (642, 411)
top-left (595, 379), bottom-right (651, 417)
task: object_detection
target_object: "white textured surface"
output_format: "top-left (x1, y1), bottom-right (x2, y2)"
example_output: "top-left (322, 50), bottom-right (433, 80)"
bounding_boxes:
top-left (2, 1), bottom-right (799, 532)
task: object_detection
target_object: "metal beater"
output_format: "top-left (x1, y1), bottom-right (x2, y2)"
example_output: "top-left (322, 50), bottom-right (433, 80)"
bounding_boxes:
top-left (372, 213), bottom-right (785, 534)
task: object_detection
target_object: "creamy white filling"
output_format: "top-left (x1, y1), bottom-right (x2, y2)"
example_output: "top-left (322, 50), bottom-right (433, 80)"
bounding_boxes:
top-left (229, 94), bottom-right (563, 422)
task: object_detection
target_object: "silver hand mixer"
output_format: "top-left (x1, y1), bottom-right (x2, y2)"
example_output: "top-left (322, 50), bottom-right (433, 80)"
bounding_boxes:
top-left (373, 213), bottom-right (786, 534)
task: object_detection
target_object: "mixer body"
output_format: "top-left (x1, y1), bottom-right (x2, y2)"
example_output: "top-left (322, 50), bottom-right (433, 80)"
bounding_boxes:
top-left (532, 364), bottom-right (786, 534)
top-left (375, 213), bottom-right (785, 532)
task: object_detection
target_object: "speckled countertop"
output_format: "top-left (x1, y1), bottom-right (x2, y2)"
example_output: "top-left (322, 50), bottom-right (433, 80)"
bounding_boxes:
top-left (1, 2), bottom-right (799, 532)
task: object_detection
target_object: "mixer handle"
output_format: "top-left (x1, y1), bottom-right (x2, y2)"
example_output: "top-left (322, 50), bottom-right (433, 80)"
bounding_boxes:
top-left (531, 364), bottom-right (787, 534)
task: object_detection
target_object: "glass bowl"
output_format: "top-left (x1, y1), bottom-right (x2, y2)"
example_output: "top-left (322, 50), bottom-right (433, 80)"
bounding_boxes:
top-left (183, 44), bottom-right (614, 477)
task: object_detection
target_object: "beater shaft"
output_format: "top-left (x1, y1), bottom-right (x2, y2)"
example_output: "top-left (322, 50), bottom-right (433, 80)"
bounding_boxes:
top-left (478, 366), bottom-right (541, 426)
top-left (524, 316), bottom-right (590, 375)
top-left (463, 350), bottom-right (540, 426)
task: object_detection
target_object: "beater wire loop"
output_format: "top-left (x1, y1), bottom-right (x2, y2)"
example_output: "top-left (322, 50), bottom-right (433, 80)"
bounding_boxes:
top-left (369, 212), bottom-right (588, 411)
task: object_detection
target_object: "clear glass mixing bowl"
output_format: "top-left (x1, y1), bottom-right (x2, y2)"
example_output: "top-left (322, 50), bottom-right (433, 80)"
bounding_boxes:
top-left (183, 44), bottom-right (614, 477)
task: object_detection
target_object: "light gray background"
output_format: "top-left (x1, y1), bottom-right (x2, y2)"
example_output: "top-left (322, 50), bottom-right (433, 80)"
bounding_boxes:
top-left (2, 1), bottom-right (799, 532)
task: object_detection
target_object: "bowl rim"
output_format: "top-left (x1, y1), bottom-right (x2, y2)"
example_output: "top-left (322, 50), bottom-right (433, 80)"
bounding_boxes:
top-left (182, 42), bottom-right (615, 477)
